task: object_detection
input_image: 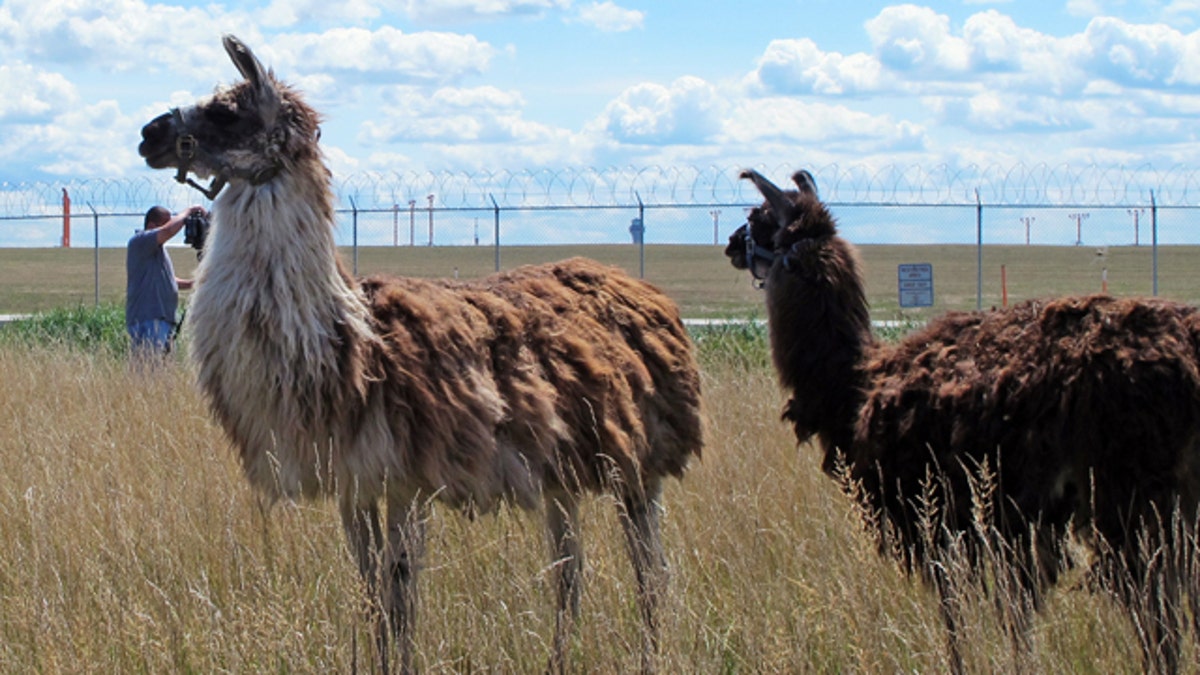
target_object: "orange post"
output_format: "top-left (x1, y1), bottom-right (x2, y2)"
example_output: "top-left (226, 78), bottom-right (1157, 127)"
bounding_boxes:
top-left (61, 188), bottom-right (71, 248)
top-left (1001, 264), bottom-right (1008, 308)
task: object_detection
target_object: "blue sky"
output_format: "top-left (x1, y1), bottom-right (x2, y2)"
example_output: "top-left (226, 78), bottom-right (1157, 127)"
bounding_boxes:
top-left (1, 0), bottom-right (1199, 188)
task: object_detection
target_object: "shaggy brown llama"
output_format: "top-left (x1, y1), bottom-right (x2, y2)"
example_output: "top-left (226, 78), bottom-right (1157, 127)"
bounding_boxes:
top-left (137, 35), bottom-right (703, 673)
top-left (728, 168), bottom-right (1200, 673)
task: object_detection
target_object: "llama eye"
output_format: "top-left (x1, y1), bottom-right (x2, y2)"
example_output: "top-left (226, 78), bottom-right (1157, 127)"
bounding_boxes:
top-left (206, 105), bottom-right (239, 125)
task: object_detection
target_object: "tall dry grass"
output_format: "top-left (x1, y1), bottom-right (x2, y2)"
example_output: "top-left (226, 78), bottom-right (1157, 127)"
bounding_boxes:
top-left (0, 339), bottom-right (1166, 672)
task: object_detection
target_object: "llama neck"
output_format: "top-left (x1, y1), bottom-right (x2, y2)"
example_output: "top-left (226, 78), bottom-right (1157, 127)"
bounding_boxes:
top-left (194, 164), bottom-right (374, 381)
top-left (767, 236), bottom-right (873, 466)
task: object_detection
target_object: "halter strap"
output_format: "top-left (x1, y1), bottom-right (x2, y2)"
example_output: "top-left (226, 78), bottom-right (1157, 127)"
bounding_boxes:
top-left (744, 230), bottom-right (776, 288)
top-left (170, 108), bottom-right (228, 200)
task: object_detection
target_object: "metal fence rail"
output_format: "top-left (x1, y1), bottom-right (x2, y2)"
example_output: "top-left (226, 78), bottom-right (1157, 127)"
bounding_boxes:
top-left (4, 163), bottom-right (1200, 217)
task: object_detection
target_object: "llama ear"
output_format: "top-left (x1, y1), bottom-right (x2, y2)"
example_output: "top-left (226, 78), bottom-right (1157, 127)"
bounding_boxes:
top-left (740, 169), bottom-right (792, 229)
top-left (792, 170), bottom-right (818, 198)
top-left (224, 35), bottom-right (276, 100)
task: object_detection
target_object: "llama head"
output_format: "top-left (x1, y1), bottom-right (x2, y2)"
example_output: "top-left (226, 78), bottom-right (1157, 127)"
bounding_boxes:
top-left (138, 35), bottom-right (323, 199)
top-left (725, 169), bottom-right (825, 282)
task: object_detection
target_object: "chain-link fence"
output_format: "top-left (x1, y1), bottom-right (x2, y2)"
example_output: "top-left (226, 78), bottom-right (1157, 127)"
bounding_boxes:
top-left (2, 164), bottom-right (1198, 316)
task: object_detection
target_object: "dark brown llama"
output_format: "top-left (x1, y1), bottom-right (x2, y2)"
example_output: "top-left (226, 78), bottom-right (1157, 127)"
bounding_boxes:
top-left (727, 167), bottom-right (1200, 673)
top-left (137, 35), bottom-right (703, 674)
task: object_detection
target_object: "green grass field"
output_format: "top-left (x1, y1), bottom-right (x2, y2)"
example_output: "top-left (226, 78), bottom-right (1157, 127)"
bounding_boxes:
top-left (3, 242), bottom-right (1199, 318)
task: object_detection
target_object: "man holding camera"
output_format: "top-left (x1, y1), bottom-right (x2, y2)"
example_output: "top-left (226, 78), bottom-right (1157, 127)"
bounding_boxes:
top-left (125, 204), bottom-right (202, 357)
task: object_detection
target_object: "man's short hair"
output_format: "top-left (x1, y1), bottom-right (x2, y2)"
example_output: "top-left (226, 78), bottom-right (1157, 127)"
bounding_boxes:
top-left (144, 205), bottom-right (171, 228)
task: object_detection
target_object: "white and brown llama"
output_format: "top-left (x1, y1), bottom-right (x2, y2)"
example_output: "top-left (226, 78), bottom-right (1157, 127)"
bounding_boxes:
top-left (728, 168), bottom-right (1200, 673)
top-left (137, 35), bottom-right (703, 673)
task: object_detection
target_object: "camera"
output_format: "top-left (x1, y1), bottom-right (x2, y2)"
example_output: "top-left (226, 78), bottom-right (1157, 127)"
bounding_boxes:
top-left (183, 210), bottom-right (210, 258)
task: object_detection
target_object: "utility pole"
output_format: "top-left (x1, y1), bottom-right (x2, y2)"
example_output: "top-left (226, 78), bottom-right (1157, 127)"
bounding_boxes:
top-left (710, 209), bottom-right (721, 246)
top-left (1019, 216), bottom-right (1035, 245)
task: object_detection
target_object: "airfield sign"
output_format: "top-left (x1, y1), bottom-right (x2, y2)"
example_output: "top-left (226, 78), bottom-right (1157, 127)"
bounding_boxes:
top-left (898, 263), bottom-right (934, 308)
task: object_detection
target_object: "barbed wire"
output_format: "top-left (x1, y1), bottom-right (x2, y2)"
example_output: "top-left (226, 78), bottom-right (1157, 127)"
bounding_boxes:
top-left (2, 162), bottom-right (1197, 216)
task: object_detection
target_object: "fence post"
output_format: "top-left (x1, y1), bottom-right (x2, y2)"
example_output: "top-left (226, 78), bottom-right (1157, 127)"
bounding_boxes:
top-left (62, 188), bottom-right (71, 248)
top-left (636, 192), bottom-right (645, 279)
top-left (349, 196), bottom-right (358, 275)
top-left (490, 194), bottom-right (501, 272)
top-left (88, 202), bottom-right (99, 308)
top-left (975, 189), bottom-right (982, 311)
top-left (1151, 190), bottom-right (1158, 296)
top-left (427, 194), bottom-right (434, 246)
top-left (408, 200), bottom-right (416, 246)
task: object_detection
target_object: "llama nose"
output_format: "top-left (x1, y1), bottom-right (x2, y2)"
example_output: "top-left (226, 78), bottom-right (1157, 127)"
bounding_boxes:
top-left (140, 111), bottom-right (173, 143)
top-left (138, 111), bottom-right (176, 159)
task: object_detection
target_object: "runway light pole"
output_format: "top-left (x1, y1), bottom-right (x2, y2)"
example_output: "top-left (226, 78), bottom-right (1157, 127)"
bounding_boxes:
top-left (1069, 212), bottom-right (1089, 246)
top-left (1127, 207), bottom-right (1145, 246)
top-left (1019, 216), bottom-right (1035, 245)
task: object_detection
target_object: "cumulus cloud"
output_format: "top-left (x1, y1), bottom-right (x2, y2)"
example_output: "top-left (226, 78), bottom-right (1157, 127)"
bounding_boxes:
top-left (258, 0), bottom-right (381, 27)
top-left (725, 97), bottom-right (926, 152)
top-left (753, 6), bottom-right (1200, 103)
top-left (0, 0), bottom-right (240, 80)
top-left (398, 0), bottom-right (569, 22)
top-left (931, 92), bottom-right (1095, 133)
top-left (1, 100), bottom-right (141, 178)
top-left (1079, 18), bottom-right (1199, 87)
top-left (573, 2), bottom-right (644, 32)
top-left (0, 64), bottom-right (77, 122)
top-left (356, 87), bottom-right (587, 169)
top-left (596, 76), bottom-right (726, 145)
top-left (361, 85), bottom-right (564, 146)
top-left (270, 28), bottom-right (497, 85)
top-left (866, 4), bottom-right (971, 75)
top-left (751, 38), bottom-right (884, 95)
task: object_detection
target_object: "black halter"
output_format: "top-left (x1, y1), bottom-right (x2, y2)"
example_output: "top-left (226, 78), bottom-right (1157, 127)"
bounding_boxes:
top-left (744, 228), bottom-right (777, 289)
top-left (170, 108), bottom-right (228, 200)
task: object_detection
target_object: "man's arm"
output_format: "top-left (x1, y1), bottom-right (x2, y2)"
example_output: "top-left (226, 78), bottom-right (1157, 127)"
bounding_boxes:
top-left (154, 206), bottom-right (203, 245)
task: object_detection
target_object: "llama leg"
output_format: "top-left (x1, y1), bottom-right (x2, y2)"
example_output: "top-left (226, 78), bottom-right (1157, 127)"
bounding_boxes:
top-left (545, 490), bottom-right (582, 675)
top-left (384, 492), bottom-right (427, 675)
top-left (619, 481), bottom-right (667, 675)
top-left (339, 496), bottom-right (388, 673)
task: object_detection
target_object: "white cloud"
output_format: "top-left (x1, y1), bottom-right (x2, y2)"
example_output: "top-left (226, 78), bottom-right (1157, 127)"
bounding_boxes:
top-left (271, 28), bottom-right (497, 85)
top-left (1079, 17), bottom-right (1196, 87)
top-left (0, 64), bottom-right (78, 122)
top-left (1, 100), bottom-right (141, 178)
top-left (1164, 0), bottom-right (1200, 28)
top-left (933, 92), bottom-right (1095, 133)
top-left (1067, 0), bottom-right (1108, 18)
top-left (573, 2), bottom-right (644, 32)
top-left (596, 76), bottom-right (726, 145)
top-left (751, 38), bottom-right (885, 95)
top-left (0, 0), bottom-right (241, 80)
top-left (361, 85), bottom-right (567, 148)
top-left (258, 0), bottom-right (381, 27)
top-left (724, 97), bottom-right (925, 153)
top-left (866, 4), bottom-right (971, 75)
top-left (398, 0), bottom-right (569, 22)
